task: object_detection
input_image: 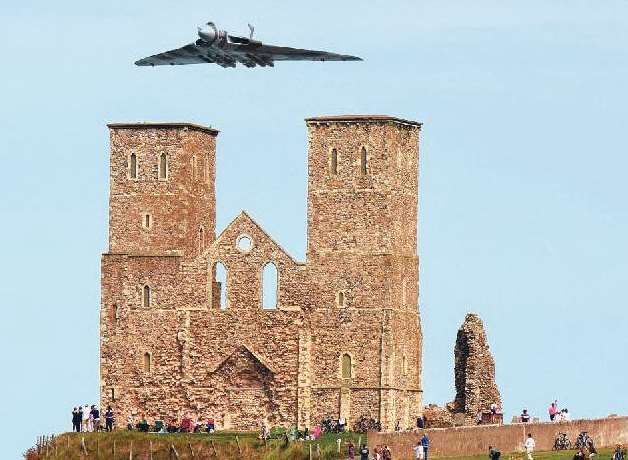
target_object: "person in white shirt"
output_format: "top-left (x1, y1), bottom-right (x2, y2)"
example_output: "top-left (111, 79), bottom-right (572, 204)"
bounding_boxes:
top-left (82, 404), bottom-right (90, 432)
top-left (562, 409), bottom-right (571, 422)
top-left (413, 441), bottom-right (425, 460)
top-left (525, 433), bottom-right (536, 460)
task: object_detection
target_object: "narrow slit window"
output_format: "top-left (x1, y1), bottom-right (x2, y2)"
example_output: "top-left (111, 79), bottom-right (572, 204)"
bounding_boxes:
top-left (143, 285), bottom-right (151, 308)
top-left (199, 227), bottom-right (205, 254)
top-left (110, 388), bottom-right (115, 401)
top-left (360, 147), bottom-right (367, 175)
top-left (143, 352), bottom-right (152, 373)
top-left (113, 304), bottom-right (119, 324)
top-left (337, 291), bottom-right (345, 308)
top-left (262, 262), bottom-right (278, 309)
top-left (129, 153), bottom-right (137, 179)
top-left (143, 213), bottom-right (151, 229)
top-left (159, 153), bottom-right (167, 179)
top-left (341, 353), bottom-right (352, 378)
top-left (213, 262), bottom-right (227, 309)
top-left (192, 156), bottom-right (197, 180)
top-left (330, 148), bottom-right (338, 175)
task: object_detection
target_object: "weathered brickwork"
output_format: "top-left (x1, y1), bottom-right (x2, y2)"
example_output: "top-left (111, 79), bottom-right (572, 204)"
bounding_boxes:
top-left (100, 116), bottom-right (423, 431)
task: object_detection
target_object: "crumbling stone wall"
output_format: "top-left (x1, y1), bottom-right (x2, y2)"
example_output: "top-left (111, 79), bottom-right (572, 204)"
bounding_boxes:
top-left (422, 313), bottom-right (501, 428)
top-left (100, 117), bottom-right (424, 432)
top-left (450, 313), bottom-right (501, 424)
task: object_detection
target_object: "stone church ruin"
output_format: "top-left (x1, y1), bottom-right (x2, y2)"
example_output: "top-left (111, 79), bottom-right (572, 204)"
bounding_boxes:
top-left (100, 115), bottom-right (424, 431)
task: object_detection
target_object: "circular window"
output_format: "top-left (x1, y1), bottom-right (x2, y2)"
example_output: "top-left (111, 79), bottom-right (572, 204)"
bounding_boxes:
top-left (236, 235), bottom-right (253, 253)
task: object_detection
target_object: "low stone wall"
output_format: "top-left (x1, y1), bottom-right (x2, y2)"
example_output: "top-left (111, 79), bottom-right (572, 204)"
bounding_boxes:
top-left (368, 417), bottom-right (628, 459)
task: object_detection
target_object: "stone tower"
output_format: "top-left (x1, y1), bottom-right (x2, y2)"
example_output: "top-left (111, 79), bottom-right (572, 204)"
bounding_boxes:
top-left (107, 123), bottom-right (218, 256)
top-left (303, 115), bottom-right (423, 431)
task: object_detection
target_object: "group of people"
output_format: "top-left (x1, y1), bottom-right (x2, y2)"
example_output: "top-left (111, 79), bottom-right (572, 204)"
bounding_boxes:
top-left (548, 401), bottom-right (571, 422)
top-left (71, 405), bottom-right (114, 432)
top-left (127, 415), bottom-right (216, 433)
top-left (519, 400), bottom-right (572, 423)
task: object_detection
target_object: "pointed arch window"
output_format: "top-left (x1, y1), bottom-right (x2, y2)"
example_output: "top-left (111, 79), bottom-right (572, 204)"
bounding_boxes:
top-left (159, 152), bottom-right (168, 179)
top-left (330, 148), bottom-right (338, 175)
top-left (143, 352), bottom-right (152, 373)
top-left (341, 353), bottom-right (352, 379)
top-left (262, 262), bottom-right (278, 309)
top-left (360, 147), bottom-right (367, 175)
top-left (213, 262), bottom-right (228, 309)
top-left (143, 285), bottom-right (151, 308)
top-left (129, 153), bottom-right (138, 179)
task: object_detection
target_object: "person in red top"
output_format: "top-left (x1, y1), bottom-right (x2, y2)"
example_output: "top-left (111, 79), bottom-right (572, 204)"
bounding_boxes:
top-left (549, 401), bottom-right (558, 421)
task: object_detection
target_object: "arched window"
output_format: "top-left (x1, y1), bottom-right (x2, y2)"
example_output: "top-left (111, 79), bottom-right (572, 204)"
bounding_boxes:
top-left (262, 262), bottom-right (278, 309)
top-left (360, 147), bottom-right (367, 175)
top-left (199, 227), bottom-right (205, 254)
top-left (213, 262), bottom-right (227, 309)
top-left (143, 285), bottom-right (151, 308)
top-left (143, 352), bottom-right (152, 373)
top-left (341, 353), bottom-right (352, 379)
top-left (330, 148), bottom-right (338, 175)
top-left (129, 153), bottom-right (138, 179)
top-left (337, 291), bottom-right (346, 308)
top-left (159, 153), bottom-right (167, 179)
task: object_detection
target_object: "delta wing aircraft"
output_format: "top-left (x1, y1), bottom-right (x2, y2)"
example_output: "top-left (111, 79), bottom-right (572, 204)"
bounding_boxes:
top-left (135, 21), bottom-right (362, 68)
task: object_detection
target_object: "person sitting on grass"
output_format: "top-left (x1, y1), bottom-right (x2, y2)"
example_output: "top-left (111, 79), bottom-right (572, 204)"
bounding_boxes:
top-left (167, 418), bottom-right (178, 433)
top-left (180, 415), bottom-right (193, 433)
top-left (613, 444), bottom-right (626, 460)
top-left (587, 440), bottom-right (598, 459)
top-left (489, 446), bottom-right (501, 460)
top-left (574, 448), bottom-right (586, 460)
top-left (127, 415), bottom-right (134, 431)
top-left (137, 417), bottom-right (150, 432)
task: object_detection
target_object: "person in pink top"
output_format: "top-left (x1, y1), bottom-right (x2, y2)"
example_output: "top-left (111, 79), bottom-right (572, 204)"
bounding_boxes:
top-left (549, 401), bottom-right (558, 421)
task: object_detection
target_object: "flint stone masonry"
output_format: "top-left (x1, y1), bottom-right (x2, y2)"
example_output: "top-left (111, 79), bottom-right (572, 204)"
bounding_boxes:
top-left (423, 313), bottom-right (501, 428)
top-left (450, 313), bottom-right (501, 424)
top-left (100, 116), bottom-right (423, 431)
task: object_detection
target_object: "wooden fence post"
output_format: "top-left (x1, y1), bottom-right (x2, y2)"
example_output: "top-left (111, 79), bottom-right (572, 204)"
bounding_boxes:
top-left (149, 440), bottom-right (154, 460)
top-left (170, 444), bottom-right (180, 459)
top-left (113, 439), bottom-right (117, 459)
top-left (235, 435), bottom-right (242, 454)
top-left (188, 443), bottom-right (196, 458)
top-left (210, 440), bottom-right (217, 457)
top-left (309, 443), bottom-right (313, 460)
top-left (81, 437), bottom-right (88, 455)
top-left (316, 443), bottom-right (321, 457)
top-left (129, 440), bottom-right (133, 460)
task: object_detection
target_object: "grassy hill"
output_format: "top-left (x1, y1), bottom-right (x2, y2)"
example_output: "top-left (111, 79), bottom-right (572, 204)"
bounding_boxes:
top-left (24, 431), bottom-right (616, 460)
top-left (24, 430), bottom-right (363, 460)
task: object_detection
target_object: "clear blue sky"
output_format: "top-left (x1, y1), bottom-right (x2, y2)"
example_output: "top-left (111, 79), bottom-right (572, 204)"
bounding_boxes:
top-left (1, 0), bottom-right (627, 457)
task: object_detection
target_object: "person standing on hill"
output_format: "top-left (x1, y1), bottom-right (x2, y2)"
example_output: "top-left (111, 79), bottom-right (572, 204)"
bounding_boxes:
top-left (347, 441), bottom-right (356, 460)
top-left (525, 433), bottom-right (536, 460)
top-left (91, 405), bottom-right (100, 432)
top-left (549, 402), bottom-right (558, 421)
top-left (72, 407), bottom-right (80, 432)
top-left (105, 406), bottom-right (114, 432)
top-left (82, 404), bottom-right (90, 432)
top-left (421, 433), bottom-right (430, 460)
